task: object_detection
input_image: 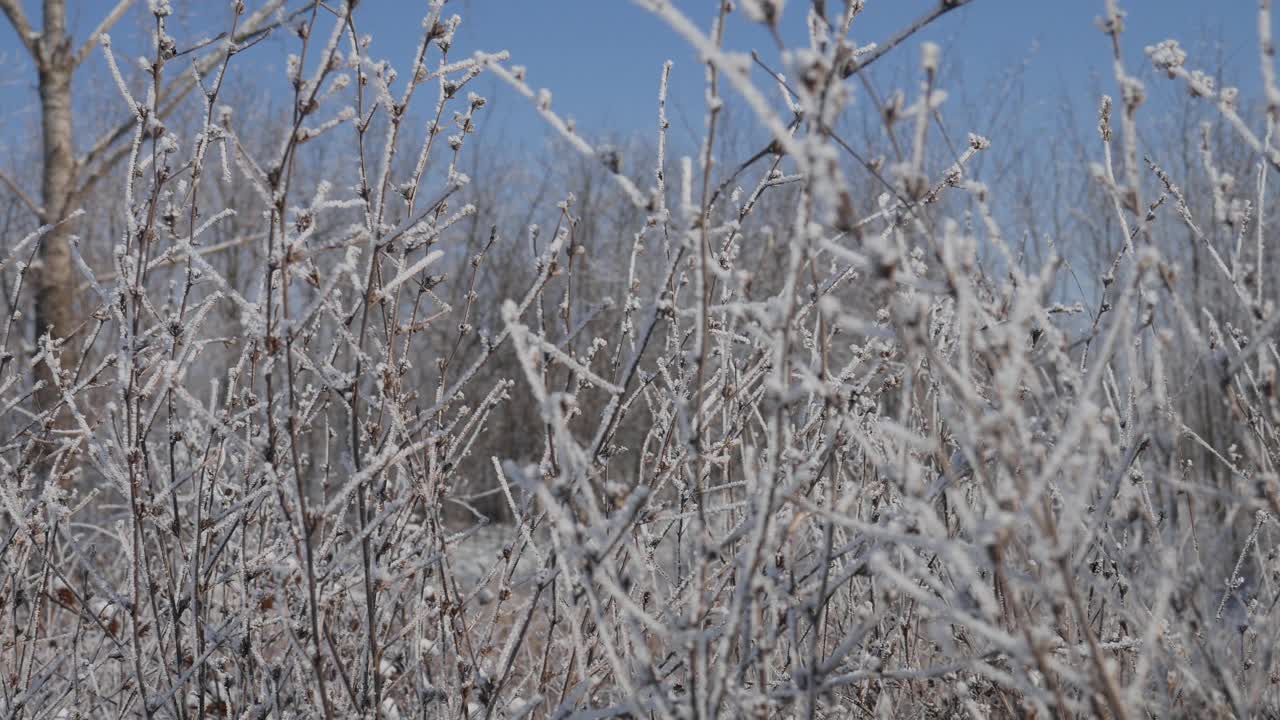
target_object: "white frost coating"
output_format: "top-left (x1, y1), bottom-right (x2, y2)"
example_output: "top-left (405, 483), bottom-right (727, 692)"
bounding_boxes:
top-left (1145, 39), bottom-right (1186, 75)
top-left (680, 155), bottom-right (694, 218)
top-left (99, 36), bottom-right (141, 119)
top-left (741, 0), bottom-right (785, 25)
top-left (372, 249), bottom-right (444, 301)
top-left (921, 41), bottom-right (941, 74)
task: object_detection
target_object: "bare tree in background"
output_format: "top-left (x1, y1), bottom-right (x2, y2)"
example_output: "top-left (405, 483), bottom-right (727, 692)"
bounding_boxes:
top-left (1, 0), bottom-right (124, 418)
top-left (0, 0), bottom-right (297, 427)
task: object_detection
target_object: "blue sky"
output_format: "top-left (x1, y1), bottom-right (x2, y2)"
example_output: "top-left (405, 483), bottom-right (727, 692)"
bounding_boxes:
top-left (0, 1), bottom-right (1263, 162)
top-left (443, 0), bottom-right (1256, 141)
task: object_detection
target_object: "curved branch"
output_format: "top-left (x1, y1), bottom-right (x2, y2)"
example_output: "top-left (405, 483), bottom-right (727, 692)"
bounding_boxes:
top-left (0, 167), bottom-right (43, 220)
top-left (840, 0), bottom-right (976, 78)
top-left (0, 0), bottom-right (37, 58)
top-left (72, 0), bottom-right (135, 69)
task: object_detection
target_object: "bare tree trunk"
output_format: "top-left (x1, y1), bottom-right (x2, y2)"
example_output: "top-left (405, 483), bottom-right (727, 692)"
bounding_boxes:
top-left (33, 0), bottom-right (76, 416)
top-left (0, 0), bottom-right (297, 462)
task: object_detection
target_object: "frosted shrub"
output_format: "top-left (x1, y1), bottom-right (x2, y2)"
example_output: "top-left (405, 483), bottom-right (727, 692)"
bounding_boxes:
top-left (2, 1), bottom-right (1280, 718)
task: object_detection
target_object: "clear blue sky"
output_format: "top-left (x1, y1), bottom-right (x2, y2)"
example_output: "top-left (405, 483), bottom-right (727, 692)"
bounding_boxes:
top-left (445, 0), bottom-right (1256, 139)
top-left (0, 1), bottom-right (1262, 161)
